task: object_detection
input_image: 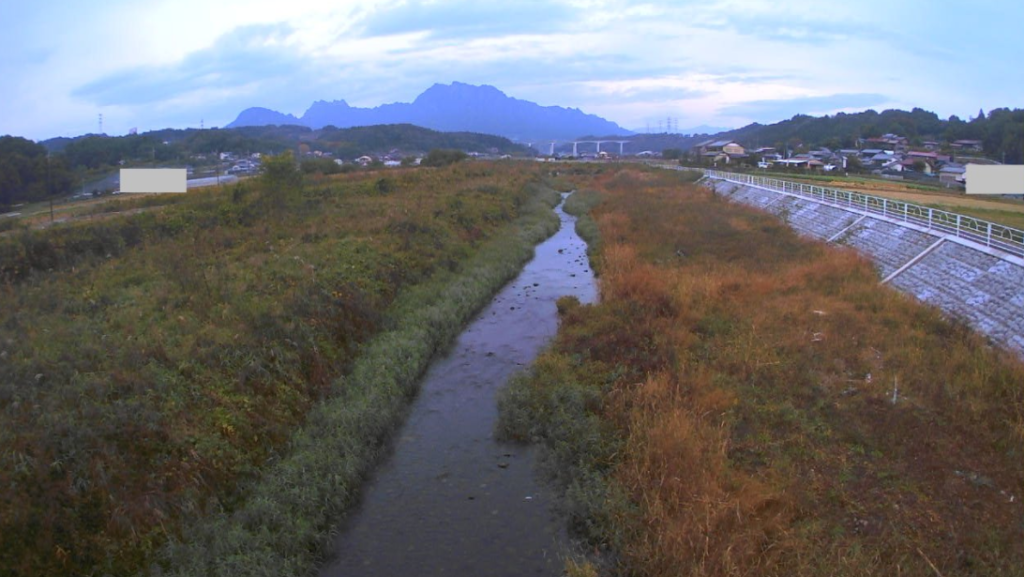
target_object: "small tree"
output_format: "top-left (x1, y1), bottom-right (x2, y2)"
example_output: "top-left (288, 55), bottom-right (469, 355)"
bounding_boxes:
top-left (300, 157), bottom-right (342, 175)
top-left (260, 151), bottom-right (302, 208)
top-left (845, 155), bottom-right (864, 173)
top-left (421, 149), bottom-right (468, 167)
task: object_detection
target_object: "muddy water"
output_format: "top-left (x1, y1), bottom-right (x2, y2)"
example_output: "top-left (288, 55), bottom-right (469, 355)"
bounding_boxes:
top-left (318, 194), bottom-right (597, 577)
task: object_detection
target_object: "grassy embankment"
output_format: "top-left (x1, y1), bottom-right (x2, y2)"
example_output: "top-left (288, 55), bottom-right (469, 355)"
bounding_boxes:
top-left (0, 161), bottom-right (562, 576)
top-left (500, 165), bottom-right (1024, 576)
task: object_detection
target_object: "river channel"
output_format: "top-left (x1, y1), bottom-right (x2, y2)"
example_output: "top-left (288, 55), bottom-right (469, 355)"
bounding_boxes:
top-left (317, 194), bottom-right (597, 576)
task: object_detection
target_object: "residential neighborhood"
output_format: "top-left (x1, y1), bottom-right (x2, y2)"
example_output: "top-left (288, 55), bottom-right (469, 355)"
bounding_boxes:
top-left (689, 132), bottom-right (991, 189)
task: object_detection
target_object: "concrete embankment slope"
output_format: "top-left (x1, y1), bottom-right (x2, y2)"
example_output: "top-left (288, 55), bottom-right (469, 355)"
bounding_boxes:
top-left (711, 179), bottom-right (1024, 357)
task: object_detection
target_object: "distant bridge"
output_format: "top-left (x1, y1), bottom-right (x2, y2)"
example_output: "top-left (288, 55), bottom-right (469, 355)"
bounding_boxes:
top-left (526, 140), bottom-right (630, 156)
top-left (572, 140), bottom-right (629, 156)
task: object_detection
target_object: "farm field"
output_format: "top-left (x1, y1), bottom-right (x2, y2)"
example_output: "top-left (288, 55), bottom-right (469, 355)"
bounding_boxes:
top-left (500, 165), bottom-right (1024, 576)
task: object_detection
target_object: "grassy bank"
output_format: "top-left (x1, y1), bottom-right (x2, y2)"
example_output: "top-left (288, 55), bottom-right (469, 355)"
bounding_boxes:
top-left (157, 175), bottom-right (561, 576)
top-left (500, 165), bottom-right (1024, 576)
top-left (563, 188), bottom-right (603, 274)
top-left (0, 161), bottom-right (559, 575)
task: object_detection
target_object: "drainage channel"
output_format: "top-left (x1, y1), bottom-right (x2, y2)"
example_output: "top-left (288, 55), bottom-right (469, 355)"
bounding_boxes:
top-left (318, 193), bottom-right (598, 577)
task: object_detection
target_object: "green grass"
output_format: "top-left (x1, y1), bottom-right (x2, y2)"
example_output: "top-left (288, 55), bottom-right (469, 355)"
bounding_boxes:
top-left (921, 203), bottom-right (1024, 231)
top-left (0, 162), bottom-right (559, 576)
top-left (157, 179), bottom-right (562, 576)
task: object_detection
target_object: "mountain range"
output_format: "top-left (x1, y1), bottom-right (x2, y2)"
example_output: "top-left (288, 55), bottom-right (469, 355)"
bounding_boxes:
top-left (227, 82), bottom-right (633, 142)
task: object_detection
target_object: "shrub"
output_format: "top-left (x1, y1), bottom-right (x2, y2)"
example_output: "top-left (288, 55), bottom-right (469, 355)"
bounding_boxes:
top-left (421, 148), bottom-right (468, 167)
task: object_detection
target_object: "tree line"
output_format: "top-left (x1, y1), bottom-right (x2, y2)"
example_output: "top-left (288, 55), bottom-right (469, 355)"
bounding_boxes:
top-left (0, 136), bottom-right (75, 208)
top-left (0, 124), bottom-right (528, 208)
top-left (720, 107), bottom-right (1024, 162)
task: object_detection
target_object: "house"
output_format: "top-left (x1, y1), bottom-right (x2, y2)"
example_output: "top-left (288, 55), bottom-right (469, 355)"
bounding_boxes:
top-left (862, 134), bottom-right (908, 148)
top-left (939, 164), bottom-right (966, 185)
top-left (355, 155), bottom-right (374, 166)
top-left (703, 151), bottom-right (728, 163)
top-left (951, 139), bottom-right (983, 152)
top-left (900, 157), bottom-right (934, 175)
top-left (884, 159), bottom-right (904, 172)
top-left (773, 158), bottom-right (811, 169)
top-left (870, 152), bottom-right (896, 166)
top-left (695, 139), bottom-right (744, 155)
top-left (722, 142), bottom-right (746, 155)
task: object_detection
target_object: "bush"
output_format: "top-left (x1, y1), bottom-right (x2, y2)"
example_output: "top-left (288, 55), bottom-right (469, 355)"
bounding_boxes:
top-left (300, 157), bottom-right (343, 175)
top-left (421, 148), bottom-right (468, 167)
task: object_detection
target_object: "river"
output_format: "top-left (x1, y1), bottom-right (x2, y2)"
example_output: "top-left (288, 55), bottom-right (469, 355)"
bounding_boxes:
top-left (317, 193), bottom-right (597, 576)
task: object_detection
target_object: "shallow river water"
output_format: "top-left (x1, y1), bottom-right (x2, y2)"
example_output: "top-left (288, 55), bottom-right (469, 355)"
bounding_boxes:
top-left (317, 194), bottom-right (597, 577)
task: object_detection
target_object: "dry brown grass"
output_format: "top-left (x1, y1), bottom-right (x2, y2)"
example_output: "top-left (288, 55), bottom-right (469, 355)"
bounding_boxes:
top-left (509, 165), bottom-right (1024, 576)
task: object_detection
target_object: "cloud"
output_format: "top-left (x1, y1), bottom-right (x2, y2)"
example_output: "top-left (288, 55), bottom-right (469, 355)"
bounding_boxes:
top-left (718, 93), bottom-right (889, 122)
top-left (358, 0), bottom-right (578, 39)
top-left (73, 23), bottom-right (304, 107)
top-left (1, 0), bottom-right (1021, 140)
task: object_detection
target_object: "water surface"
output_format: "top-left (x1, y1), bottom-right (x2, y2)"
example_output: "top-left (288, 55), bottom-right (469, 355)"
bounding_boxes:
top-left (318, 195), bottom-right (597, 576)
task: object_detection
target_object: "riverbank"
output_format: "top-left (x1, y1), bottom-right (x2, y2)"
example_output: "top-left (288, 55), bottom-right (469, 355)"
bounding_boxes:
top-left (501, 165), bottom-right (1024, 576)
top-left (0, 162), bottom-right (557, 576)
top-left (156, 177), bottom-right (565, 576)
top-left (317, 194), bottom-right (596, 576)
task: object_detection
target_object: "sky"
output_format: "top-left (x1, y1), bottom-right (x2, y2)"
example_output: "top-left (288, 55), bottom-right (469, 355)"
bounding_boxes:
top-left (1, 0), bottom-right (1022, 141)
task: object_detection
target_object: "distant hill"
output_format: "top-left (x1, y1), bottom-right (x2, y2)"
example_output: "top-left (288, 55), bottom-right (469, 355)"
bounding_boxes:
top-left (230, 107), bottom-right (301, 128)
top-left (678, 125), bottom-right (732, 136)
top-left (227, 82), bottom-right (633, 141)
top-left (34, 123), bottom-right (529, 170)
top-left (3, 124), bottom-right (530, 206)
top-left (314, 124), bottom-right (530, 158)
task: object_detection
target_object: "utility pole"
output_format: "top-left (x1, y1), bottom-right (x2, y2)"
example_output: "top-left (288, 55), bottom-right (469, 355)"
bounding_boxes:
top-left (47, 152), bottom-right (54, 223)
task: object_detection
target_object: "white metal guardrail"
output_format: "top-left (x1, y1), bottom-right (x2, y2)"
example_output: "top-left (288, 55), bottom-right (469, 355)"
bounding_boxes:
top-left (701, 169), bottom-right (1024, 260)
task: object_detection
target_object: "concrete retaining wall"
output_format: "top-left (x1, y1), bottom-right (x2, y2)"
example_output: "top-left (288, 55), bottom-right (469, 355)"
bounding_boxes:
top-left (716, 180), bottom-right (1024, 358)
